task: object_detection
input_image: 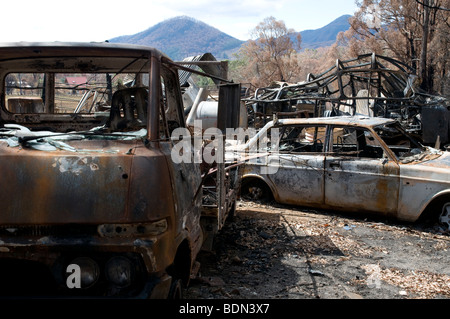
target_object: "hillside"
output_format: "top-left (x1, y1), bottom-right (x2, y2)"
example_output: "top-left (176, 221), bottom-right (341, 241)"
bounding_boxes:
top-left (109, 16), bottom-right (244, 61)
top-left (299, 14), bottom-right (351, 49)
top-left (109, 15), bottom-right (352, 60)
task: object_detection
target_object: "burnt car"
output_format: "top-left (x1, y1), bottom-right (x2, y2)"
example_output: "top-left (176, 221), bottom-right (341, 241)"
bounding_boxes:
top-left (0, 42), bottom-right (241, 298)
top-left (235, 116), bottom-right (450, 231)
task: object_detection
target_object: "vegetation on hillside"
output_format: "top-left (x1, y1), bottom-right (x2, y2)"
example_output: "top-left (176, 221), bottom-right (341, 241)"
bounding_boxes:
top-left (110, 16), bottom-right (244, 61)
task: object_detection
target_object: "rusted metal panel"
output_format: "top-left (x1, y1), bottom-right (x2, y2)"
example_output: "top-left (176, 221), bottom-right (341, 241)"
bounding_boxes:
top-left (269, 154), bottom-right (325, 205)
top-left (0, 143), bottom-right (131, 224)
top-left (398, 152), bottom-right (450, 221)
top-left (324, 157), bottom-right (400, 216)
top-left (0, 140), bottom-right (178, 225)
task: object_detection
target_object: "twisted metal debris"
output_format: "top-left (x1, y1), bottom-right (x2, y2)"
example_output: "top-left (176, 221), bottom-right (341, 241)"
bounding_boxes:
top-left (243, 53), bottom-right (449, 144)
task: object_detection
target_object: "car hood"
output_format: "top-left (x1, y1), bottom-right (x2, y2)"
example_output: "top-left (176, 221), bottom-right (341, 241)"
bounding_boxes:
top-left (417, 150), bottom-right (450, 168)
top-left (0, 133), bottom-right (173, 225)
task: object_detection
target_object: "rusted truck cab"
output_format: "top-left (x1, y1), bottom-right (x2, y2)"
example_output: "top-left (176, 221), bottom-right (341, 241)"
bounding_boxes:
top-left (0, 42), bottom-right (238, 298)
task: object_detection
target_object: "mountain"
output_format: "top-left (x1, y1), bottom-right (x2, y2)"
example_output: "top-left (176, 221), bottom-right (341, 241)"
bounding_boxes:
top-left (109, 16), bottom-right (244, 61)
top-left (298, 14), bottom-right (352, 49)
top-left (109, 15), bottom-right (352, 61)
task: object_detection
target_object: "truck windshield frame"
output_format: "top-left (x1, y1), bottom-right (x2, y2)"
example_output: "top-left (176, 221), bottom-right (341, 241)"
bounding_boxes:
top-left (0, 47), bottom-right (157, 135)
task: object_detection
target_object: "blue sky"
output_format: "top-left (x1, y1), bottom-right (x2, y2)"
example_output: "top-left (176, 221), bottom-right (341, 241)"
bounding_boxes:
top-left (1, 0), bottom-right (359, 42)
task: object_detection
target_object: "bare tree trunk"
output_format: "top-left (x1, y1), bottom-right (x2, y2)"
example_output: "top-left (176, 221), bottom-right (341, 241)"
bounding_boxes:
top-left (408, 35), bottom-right (418, 73)
top-left (420, 0), bottom-right (431, 91)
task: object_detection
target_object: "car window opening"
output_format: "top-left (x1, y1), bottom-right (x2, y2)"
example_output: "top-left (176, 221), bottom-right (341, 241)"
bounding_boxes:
top-left (277, 125), bottom-right (327, 153)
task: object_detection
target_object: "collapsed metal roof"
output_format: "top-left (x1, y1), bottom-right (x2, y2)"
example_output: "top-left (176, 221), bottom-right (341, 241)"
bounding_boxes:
top-left (177, 52), bottom-right (227, 86)
top-left (243, 53), bottom-right (449, 143)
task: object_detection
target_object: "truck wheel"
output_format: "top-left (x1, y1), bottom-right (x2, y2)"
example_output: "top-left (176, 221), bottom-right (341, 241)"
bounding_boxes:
top-left (168, 278), bottom-right (183, 299)
top-left (439, 203), bottom-right (450, 231)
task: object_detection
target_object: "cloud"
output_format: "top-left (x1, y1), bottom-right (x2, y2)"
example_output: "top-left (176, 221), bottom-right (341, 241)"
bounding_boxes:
top-left (156, 0), bottom-right (290, 19)
top-left (147, 0), bottom-right (295, 40)
top-left (0, 0), bottom-right (357, 42)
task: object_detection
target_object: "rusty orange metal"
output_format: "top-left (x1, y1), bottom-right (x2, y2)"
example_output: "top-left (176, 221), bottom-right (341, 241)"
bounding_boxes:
top-left (0, 42), bottom-right (241, 298)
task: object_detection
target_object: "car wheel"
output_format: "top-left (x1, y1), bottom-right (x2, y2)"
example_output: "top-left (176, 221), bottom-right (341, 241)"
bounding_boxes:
top-left (242, 179), bottom-right (271, 201)
top-left (439, 203), bottom-right (450, 231)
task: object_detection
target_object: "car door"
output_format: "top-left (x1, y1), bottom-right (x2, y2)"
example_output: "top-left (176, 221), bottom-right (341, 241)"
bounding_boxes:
top-left (266, 124), bottom-right (327, 206)
top-left (324, 126), bottom-right (400, 215)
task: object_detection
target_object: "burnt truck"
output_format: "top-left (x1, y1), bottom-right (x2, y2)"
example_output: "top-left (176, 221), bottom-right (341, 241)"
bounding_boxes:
top-left (0, 42), bottom-right (242, 298)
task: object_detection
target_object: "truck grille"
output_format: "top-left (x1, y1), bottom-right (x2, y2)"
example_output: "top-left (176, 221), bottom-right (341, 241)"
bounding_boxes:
top-left (0, 225), bottom-right (98, 237)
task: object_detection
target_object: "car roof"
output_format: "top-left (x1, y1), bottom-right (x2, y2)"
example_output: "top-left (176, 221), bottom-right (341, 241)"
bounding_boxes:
top-left (0, 42), bottom-right (168, 61)
top-left (272, 116), bottom-right (396, 128)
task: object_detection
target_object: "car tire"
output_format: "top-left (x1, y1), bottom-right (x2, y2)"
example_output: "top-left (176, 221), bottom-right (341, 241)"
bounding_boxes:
top-left (242, 179), bottom-right (272, 201)
top-left (439, 202), bottom-right (450, 231)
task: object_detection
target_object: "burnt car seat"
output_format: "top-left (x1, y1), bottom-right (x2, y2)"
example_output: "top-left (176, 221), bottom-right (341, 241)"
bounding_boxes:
top-left (108, 87), bottom-right (148, 131)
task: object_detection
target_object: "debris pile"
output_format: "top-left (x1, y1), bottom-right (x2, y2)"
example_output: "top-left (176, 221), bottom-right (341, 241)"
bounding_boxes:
top-left (243, 53), bottom-right (449, 145)
top-left (359, 265), bottom-right (450, 299)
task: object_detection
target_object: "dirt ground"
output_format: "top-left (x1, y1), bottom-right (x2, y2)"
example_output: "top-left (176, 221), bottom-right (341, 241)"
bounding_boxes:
top-left (186, 199), bottom-right (450, 299)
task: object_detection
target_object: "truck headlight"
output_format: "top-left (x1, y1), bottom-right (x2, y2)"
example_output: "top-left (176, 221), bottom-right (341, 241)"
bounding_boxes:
top-left (105, 256), bottom-right (134, 288)
top-left (68, 257), bottom-right (99, 289)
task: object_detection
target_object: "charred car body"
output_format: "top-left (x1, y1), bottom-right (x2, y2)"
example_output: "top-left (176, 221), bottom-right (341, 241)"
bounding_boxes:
top-left (0, 42), bottom-right (241, 297)
top-left (236, 116), bottom-right (450, 231)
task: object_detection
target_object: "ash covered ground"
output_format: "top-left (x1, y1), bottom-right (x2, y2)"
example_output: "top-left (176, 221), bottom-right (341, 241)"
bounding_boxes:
top-left (186, 200), bottom-right (450, 299)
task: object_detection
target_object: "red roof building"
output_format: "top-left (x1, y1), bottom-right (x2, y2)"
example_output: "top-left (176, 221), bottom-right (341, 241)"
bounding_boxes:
top-left (65, 76), bottom-right (87, 87)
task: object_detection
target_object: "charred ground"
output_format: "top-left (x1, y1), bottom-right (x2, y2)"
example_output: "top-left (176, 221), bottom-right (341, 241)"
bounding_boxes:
top-left (186, 200), bottom-right (450, 299)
